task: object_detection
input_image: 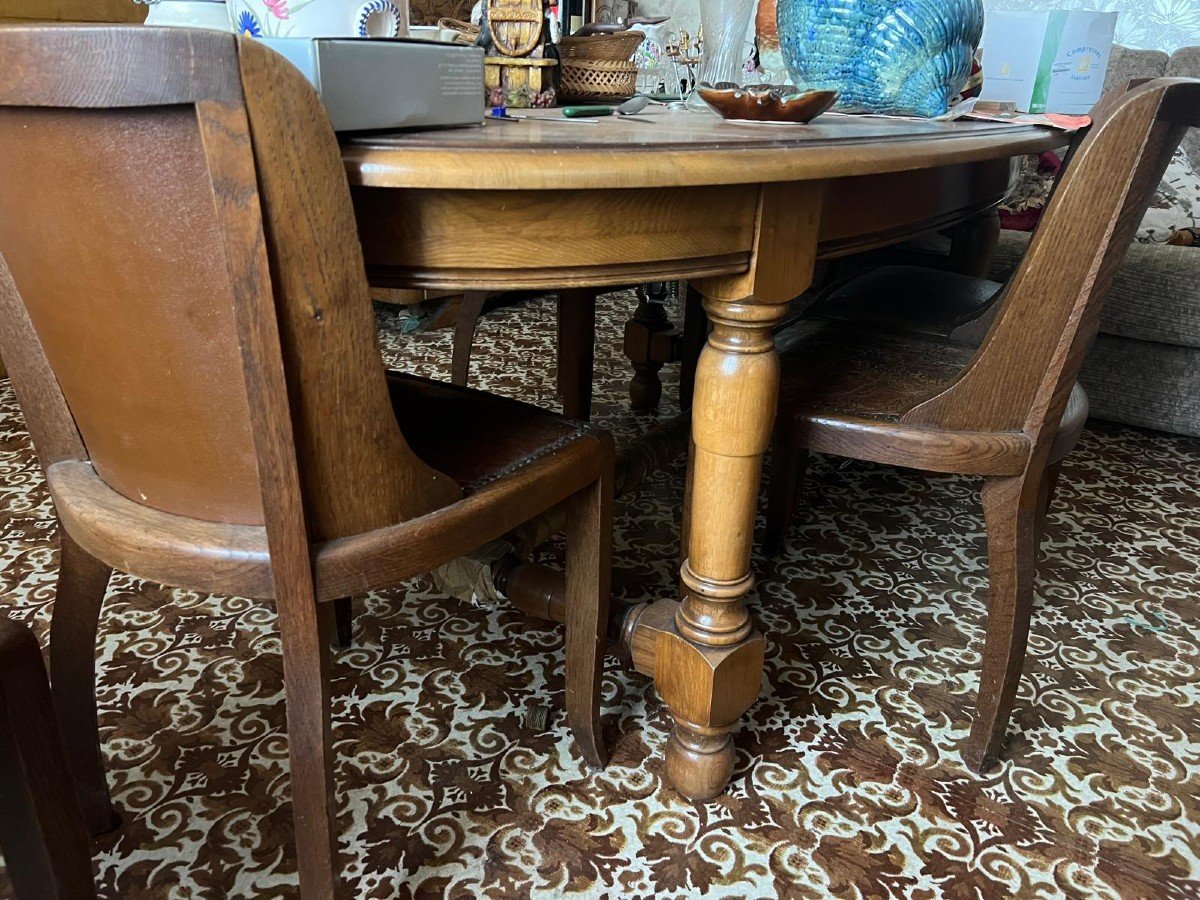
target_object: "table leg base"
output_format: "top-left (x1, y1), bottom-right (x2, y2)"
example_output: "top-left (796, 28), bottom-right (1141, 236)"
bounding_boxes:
top-left (666, 721), bottom-right (735, 802)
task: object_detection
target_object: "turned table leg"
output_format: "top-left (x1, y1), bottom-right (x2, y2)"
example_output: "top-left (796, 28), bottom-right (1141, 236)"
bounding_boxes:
top-left (655, 180), bottom-right (824, 799)
top-left (653, 295), bottom-right (784, 799)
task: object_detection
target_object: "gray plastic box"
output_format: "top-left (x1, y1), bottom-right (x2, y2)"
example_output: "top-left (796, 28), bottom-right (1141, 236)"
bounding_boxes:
top-left (259, 37), bottom-right (484, 132)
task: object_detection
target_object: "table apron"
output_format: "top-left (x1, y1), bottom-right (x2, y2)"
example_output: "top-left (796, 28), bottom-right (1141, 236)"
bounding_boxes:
top-left (353, 159), bottom-right (1016, 293)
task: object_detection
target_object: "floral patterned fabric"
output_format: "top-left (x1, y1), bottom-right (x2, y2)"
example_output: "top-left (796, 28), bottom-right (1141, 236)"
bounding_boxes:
top-left (981, 0), bottom-right (1200, 55)
top-left (1, 291), bottom-right (1199, 896)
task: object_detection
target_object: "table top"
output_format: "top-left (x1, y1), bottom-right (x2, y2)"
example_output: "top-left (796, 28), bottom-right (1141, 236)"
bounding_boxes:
top-left (342, 108), bottom-right (1068, 191)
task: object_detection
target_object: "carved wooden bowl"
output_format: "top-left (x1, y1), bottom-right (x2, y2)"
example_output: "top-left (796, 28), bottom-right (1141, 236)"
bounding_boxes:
top-left (697, 83), bottom-right (839, 123)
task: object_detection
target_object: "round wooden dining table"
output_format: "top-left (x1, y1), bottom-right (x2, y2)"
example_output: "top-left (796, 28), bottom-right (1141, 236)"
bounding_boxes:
top-left (341, 108), bottom-right (1065, 801)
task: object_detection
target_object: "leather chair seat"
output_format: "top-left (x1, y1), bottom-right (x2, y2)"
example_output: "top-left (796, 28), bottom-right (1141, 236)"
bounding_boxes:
top-left (386, 371), bottom-right (604, 493)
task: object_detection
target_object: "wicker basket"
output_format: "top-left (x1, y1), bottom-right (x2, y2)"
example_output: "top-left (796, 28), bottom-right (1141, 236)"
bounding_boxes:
top-left (558, 32), bottom-right (645, 61)
top-left (557, 33), bottom-right (644, 101)
top-left (437, 17), bottom-right (481, 44)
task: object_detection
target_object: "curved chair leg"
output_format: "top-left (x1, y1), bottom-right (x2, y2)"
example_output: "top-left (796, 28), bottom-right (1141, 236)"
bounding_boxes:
top-left (1034, 459), bottom-right (1064, 551)
top-left (49, 532), bottom-right (118, 837)
top-left (763, 437), bottom-right (807, 557)
top-left (450, 292), bottom-right (488, 387)
top-left (563, 470), bottom-right (612, 768)
top-left (279, 598), bottom-right (338, 898)
top-left (1041, 459), bottom-right (1064, 515)
top-left (331, 597), bottom-right (353, 650)
top-left (964, 472), bottom-right (1044, 773)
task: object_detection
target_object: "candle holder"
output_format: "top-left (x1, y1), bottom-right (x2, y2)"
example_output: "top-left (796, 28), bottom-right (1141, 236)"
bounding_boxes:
top-left (665, 28), bottom-right (702, 106)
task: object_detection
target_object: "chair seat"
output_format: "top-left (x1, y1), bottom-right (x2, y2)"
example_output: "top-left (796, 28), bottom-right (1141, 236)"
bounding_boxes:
top-left (776, 314), bottom-right (1087, 469)
top-left (386, 371), bottom-right (602, 492)
top-left (778, 317), bottom-right (971, 422)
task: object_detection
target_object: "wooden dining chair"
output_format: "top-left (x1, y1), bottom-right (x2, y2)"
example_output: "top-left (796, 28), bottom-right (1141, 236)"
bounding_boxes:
top-left (0, 25), bottom-right (613, 898)
top-left (450, 289), bottom-right (599, 423)
top-left (762, 78), bottom-right (1200, 773)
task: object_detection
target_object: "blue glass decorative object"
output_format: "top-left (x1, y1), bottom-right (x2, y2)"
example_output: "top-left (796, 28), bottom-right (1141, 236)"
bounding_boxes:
top-left (776, 0), bottom-right (985, 117)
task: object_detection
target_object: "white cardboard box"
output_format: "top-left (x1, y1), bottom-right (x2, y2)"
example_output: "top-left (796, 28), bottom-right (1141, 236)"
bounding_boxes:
top-left (980, 10), bottom-right (1118, 114)
top-left (259, 37), bottom-right (484, 132)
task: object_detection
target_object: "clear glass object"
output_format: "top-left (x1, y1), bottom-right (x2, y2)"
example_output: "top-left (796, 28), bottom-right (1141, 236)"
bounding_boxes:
top-left (685, 0), bottom-right (757, 110)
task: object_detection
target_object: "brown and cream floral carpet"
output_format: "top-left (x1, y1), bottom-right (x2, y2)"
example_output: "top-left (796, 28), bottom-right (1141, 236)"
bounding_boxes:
top-left (2, 291), bottom-right (1200, 898)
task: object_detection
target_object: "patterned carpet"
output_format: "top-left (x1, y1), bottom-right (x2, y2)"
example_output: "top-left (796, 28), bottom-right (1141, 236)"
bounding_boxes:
top-left (1, 290), bottom-right (1199, 898)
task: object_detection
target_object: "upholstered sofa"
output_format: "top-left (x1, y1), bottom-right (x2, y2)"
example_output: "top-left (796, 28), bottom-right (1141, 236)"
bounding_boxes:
top-left (988, 45), bottom-right (1200, 438)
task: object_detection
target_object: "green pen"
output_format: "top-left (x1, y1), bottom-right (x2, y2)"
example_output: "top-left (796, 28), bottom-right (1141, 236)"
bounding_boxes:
top-left (561, 106), bottom-right (615, 118)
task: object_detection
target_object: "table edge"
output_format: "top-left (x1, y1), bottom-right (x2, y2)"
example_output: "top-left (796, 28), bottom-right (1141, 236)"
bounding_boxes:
top-left (342, 127), bottom-right (1069, 190)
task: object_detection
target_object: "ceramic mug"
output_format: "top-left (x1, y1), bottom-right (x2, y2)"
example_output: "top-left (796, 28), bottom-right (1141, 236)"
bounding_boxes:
top-left (227, 0), bottom-right (410, 39)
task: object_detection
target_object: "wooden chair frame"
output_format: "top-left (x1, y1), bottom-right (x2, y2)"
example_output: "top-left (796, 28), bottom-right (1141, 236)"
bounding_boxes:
top-left (0, 25), bottom-right (613, 897)
top-left (766, 78), bottom-right (1200, 771)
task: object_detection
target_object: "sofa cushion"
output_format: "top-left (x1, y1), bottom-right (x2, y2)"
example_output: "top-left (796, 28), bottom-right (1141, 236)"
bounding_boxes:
top-left (1139, 146), bottom-right (1200, 243)
top-left (1166, 47), bottom-right (1200, 178)
top-left (991, 230), bottom-right (1200, 348)
top-left (1001, 45), bottom-right (1200, 242)
top-left (1103, 46), bottom-right (1168, 91)
top-left (1080, 334), bottom-right (1200, 438)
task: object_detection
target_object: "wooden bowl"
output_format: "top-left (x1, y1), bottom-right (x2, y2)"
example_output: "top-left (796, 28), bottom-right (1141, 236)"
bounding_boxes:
top-left (697, 83), bottom-right (839, 124)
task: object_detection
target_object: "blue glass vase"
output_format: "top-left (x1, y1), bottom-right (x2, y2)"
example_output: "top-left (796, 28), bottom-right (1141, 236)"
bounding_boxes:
top-left (776, 0), bottom-right (984, 118)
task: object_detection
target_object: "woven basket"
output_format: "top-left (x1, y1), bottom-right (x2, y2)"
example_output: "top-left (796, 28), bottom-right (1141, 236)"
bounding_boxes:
top-left (558, 32), bottom-right (645, 62)
top-left (557, 33), bottom-right (644, 101)
top-left (437, 17), bottom-right (480, 44)
top-left (559, 59), bottom-right (639, 101)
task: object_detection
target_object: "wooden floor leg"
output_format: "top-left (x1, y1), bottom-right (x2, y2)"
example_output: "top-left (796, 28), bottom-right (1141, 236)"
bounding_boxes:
top-left (49, 532), bottom-right (118, 837)
top-left (678, 284), bottom-right (707, 412)
top-left (0, 620), bottom-right (96, 899)
top-left (764, 438), bottom-right (807, 556)
top-left (278, 597), bottom-right (339, 898)
top-left (657, 293), bottom-right (783, 800)
top-left (564, 467), bottom-right (613, 767)
top-left (557, 289), bottom-right (597, 421)
top-left (963, 471), bottom-right (1044, 773)
top-left (450, 292), bottom-right (488, 386)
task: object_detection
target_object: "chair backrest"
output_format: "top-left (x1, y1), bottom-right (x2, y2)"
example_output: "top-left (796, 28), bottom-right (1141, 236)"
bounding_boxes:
top-left (0, 25), bottom-right (459, 544)
top-left (904, 79), bottom-right (1200, 462)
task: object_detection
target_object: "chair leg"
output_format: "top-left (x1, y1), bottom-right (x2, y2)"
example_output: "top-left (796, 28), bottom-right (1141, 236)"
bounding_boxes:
top-left (563, 470), bottom-right (613, 768)
top-left (556, 289), bottom-right (596, 420)
top-left (679, 437), bottom-right (696, 571)
top-left (450, 292), bottom-right (488, 386)
top-left (1035, 459), bottom-right (1064, 550)
top-left (331, 598), bottom-right (353, 651)
top-left (1041, 459), bottom-right (1064, 513)
top-left (49, 532), bottom-right (118, 837)
top-left (964, 472), bottom-right (1044, 773)
top-left (278, 598), bottom-right (339, 898)
top-left (764, 437), bottom-right (807, 557)
top-left (0, 620), bottom-right (96, 900)
top-left (679, 284), bottom-right (707, 412)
